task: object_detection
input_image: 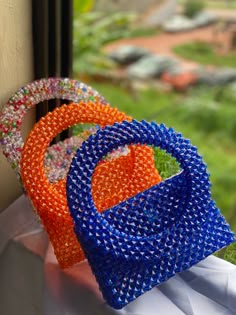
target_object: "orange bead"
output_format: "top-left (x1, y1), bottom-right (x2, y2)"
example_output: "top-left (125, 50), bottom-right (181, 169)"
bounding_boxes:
top-left (20, 101), bottom-right (161, 268)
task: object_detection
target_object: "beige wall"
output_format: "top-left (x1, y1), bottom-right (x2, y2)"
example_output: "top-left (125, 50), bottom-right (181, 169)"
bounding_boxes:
top-left (0, 0), bottom-right (34, 211)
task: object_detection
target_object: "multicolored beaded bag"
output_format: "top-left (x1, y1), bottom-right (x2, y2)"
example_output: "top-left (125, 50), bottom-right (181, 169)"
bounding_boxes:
top-left (0, 78), bottom-right (107, 183)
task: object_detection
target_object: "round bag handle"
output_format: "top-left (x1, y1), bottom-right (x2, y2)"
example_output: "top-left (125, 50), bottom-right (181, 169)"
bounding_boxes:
top-left (66, 120), bottom-right (235, 309)
top-left (20, 104), bottom-right (161, 268)
top-left (0, 78), bottom-right (107, 180)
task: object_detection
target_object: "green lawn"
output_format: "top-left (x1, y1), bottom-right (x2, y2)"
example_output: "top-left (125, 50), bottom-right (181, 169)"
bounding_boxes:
top-left (173, 41), bottom-right (236, 68)
top-left (177, 0), bottom-right (236, 10)
top-left (206, 0), bottom-right (236, 9)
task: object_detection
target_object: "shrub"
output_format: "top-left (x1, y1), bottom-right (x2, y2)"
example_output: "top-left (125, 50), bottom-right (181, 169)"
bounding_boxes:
top-left (184, 0), bottom-right (205, 18)
top-left (73, 11), bottom-right (136, 75)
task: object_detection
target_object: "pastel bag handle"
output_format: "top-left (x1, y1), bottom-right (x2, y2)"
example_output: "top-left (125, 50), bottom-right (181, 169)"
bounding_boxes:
top-left (20, 104), bottom-right (161, 268)
top-left (67, 120), bottom-right (235, 309)
top-left (0, 78), bottom-right (107, 182)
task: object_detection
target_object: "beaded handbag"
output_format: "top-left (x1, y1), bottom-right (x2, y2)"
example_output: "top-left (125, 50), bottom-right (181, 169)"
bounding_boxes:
top-left (20, 104), bottom-right (161, 268)
top-left (67, 120), bottom-right (235, 309)
top-left (0, 78), bottom-right (107, 183)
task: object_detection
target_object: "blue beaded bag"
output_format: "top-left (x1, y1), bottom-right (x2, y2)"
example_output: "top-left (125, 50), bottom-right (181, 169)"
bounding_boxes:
top-left (66, 120), bottom-right (235, 309)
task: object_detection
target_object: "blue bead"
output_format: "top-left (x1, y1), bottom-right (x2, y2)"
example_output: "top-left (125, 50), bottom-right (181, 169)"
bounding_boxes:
top-left (66, 120), bottom-right (235, 310)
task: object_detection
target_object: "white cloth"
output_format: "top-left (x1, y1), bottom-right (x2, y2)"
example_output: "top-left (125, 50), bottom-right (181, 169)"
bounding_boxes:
top-left (0, 195), bottom-right (236, 315)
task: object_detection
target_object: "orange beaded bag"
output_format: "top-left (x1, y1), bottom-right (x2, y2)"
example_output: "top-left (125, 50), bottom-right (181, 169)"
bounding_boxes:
top-left (20, 101), bottom-right (161, 268)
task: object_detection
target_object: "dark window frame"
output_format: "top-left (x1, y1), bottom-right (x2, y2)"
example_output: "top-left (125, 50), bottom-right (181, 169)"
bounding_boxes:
top-left (32, 0), bottom-right (73, 140)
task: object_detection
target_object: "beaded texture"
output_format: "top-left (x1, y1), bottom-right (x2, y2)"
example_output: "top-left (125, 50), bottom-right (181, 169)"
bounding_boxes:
top-left (0, 78), bottom-right (107, 181)
top-left (45, 130), bottom-right (97, 183)
top-left (20, 104), bottom-right (161, 268)
top-left (67, 120), bottom-right (235, 309)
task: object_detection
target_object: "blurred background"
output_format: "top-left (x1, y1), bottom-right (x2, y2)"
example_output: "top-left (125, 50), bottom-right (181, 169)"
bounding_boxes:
top-left (0, 3), bottom-right (235, 315)
top-left (73, 0), bottom-right (236, 263)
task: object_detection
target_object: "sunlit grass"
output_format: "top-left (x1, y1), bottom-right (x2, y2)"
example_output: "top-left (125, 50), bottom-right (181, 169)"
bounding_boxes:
top-left (173, 41), bottom-right (236, 68)
top-left (206, 0), bottom-right (236, 9)
top-left (177, 0), bottom-right (236, 10)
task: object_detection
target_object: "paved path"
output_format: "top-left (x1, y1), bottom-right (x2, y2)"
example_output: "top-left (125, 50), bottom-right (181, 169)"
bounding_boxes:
top-left (105, 25), bottom-right (216, 70)
top-left (105, 8), bottom-right (236, 71)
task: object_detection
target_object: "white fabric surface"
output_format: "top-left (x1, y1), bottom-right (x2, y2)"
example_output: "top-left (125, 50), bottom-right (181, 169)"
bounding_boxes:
top-left (0, 195), bottom-right (236, 315)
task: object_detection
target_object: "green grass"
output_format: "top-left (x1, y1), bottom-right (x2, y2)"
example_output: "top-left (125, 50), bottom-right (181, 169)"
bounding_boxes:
top-left (128, 27), bottom-right (160, 38)
top-left (173, 41), bottom-right (236, 68)
top-left (206, 0), bottom-right (236, 9)
top-left (177, 0), bottom-right (236, 10)
top-left (153, 148), bottom-right (180, 180)
top-left (224, 243), bottom-right (236, 264)
top-left (90, 82), bottom-right (181, 120)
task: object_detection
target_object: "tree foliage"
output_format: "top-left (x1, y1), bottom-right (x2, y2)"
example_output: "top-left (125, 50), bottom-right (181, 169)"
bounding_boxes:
top-left (184, 0), bottom-right (205, 18)
top-left (73, 4), bottom-right (136, 75)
